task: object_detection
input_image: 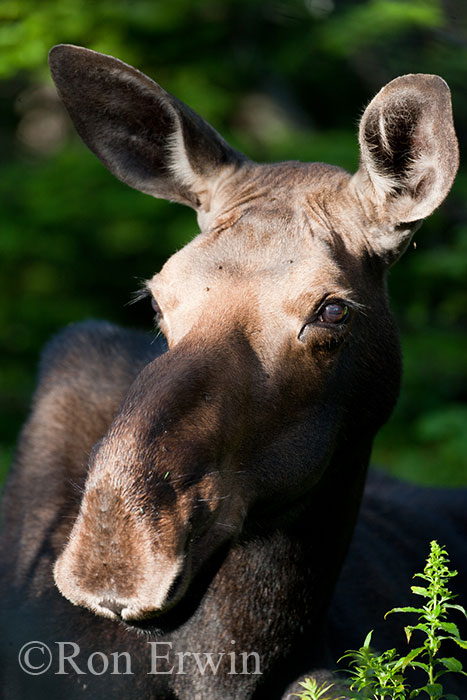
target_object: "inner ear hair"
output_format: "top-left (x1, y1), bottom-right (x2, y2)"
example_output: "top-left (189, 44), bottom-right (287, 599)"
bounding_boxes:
top-left (363, 95), bottom-right (424, 198)
top-left (356, 74), bottom-right (458, 225)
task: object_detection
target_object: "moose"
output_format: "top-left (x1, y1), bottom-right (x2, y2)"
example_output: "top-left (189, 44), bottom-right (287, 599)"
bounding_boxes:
top-left (0, 45), bottom-right (466, 699)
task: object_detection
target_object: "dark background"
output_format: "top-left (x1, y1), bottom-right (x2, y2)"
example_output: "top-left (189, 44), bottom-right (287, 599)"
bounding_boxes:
top-left (0, 0), bottom-right (466, 486)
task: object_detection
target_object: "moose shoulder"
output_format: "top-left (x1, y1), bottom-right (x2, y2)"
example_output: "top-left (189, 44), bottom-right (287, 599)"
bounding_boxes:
top-left (0, 45), bottom-right (465, 700)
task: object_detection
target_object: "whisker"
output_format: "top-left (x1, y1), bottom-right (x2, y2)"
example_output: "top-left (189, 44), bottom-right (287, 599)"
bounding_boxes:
top-left (127, 279), bottom-right (151, 306)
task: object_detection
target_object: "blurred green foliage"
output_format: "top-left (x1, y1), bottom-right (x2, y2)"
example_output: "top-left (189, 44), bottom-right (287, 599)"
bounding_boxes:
top-left (0, 0), bottom-right (466, 486)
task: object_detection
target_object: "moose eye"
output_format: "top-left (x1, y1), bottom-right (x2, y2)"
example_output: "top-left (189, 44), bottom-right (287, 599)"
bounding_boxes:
top-left (298, 299), bottom-right (352, 343)
top-left (317, 302), bottom-right (349, 325)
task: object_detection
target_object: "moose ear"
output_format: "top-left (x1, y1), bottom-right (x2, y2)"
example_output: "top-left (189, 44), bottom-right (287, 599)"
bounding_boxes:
top-left (49, 45), bottom-right (246, 210)
top-left (352, 74), bottom-right (458, 260)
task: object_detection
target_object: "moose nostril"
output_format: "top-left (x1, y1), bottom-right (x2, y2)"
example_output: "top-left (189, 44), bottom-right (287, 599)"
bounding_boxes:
top-left (99, 598), bottom-right (125, 616)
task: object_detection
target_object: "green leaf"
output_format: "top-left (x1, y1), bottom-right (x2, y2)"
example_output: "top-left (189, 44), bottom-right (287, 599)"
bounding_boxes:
top-left (401, 647), bottom-right (424, 669)
top-left (386, 606), bottom-right (423, 618)
top-left (414, 683), bottom-right (444, 697)
top-left (445, 604), bottom-right (467, 618)
top-left (437, 621), bottom-right (460, 637)
top-left (451, 638), bottom-right (467, 650)
top-left (411, 622), bottom-right (432, 632)
top-left (362, 630), bottom-right (373, 649)
top-left (409, 661), bottom-right (429, 672)
top-left (411, 586), bottom-right (431, 598)
top-left (440, 657), bottom-right (463, 673)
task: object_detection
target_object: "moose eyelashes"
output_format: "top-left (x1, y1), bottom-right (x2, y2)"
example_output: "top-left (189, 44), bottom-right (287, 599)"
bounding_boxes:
top-left (151, 297), bottom-right (163, 324)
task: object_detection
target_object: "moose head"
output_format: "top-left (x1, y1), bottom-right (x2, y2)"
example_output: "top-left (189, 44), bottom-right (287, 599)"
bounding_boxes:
top-left (48, 45), bottom-right (458, 627)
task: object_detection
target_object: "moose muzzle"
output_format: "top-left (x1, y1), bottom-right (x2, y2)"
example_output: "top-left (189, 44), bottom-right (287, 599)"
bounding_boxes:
top-left (53, 339), bottom-right (251, 621)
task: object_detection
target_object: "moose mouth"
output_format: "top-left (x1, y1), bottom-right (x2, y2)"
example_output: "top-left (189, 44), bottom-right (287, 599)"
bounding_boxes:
top-left (96, 565), bottom-right (190, 625)
top-left (115, 540), bottom-right (232, 636)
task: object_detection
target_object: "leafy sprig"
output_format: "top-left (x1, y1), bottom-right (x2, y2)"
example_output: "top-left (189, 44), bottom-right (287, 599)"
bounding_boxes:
top-left (295, 541), bottom-right (467, 700)
top-left (291, 677), bottom-right (343, 699)
top-left (341, 631), bottom-right (407, 699)
top-left (385, 541), bottom-right (467, 698)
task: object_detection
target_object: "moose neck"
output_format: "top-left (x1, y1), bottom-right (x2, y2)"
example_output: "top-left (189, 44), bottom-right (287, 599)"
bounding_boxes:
top-left (242, 424), bottom-right (374, 601)
top-left (162, 437), bottom-right (375, 695)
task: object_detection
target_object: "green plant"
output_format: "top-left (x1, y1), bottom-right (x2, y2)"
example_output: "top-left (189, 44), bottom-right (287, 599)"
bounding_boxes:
top-left (291, 677), bottom-right (343, 700)
top-left (387, 540), bottom-right (467, 697)
top-left (296, 541), bottom-right (467, 700)
top-left (342, 541), bottom-right (467, 699)
top-left (342, 631), bottom-right (407, 699)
